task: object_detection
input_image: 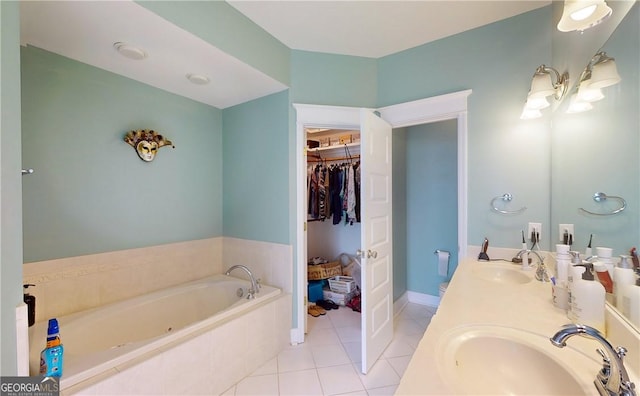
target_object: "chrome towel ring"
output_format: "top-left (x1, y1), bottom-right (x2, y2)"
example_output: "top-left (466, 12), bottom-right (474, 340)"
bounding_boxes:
top-left (579, 192), bottom-right (626, 216)
top-left (490, 193), bottom-right (527, 215)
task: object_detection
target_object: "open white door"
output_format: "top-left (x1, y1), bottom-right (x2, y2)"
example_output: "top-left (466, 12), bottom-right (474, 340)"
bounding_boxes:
top-left (359, 109), bottom-right (393, 374)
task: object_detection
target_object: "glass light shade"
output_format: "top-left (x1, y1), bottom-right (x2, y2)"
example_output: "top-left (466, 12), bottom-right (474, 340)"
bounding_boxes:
top-left (529, 72), bottom-right (556, 98)
top-left (525, 94), bottom-right (551, 110)
top-left (566, 93), bottom-right (593, 114)
top-left (521, 106), bottom-right (542, 120)
top-left (576, 79), bottom-right (605, 102)
top-left (590, 58), bottom-right (621, 88)
top-left (557, 0), bottom-right (612, 32)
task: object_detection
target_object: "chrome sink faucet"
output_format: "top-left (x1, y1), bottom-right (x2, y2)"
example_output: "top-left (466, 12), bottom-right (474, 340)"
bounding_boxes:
top-left (550, 324), bottom-right (637, 396)
top-left (515, 249), bottom-right (549, 282)
top-left (225, 265), bottom-right (260, 299)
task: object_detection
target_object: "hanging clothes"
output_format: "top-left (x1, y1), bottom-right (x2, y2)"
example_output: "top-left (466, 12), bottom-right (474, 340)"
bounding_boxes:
top-left (346, 164), bottom-right (356, 224)
top-left (307, 161), bottom-right (361, 225)
top-left (354, 162), bottom-right (361, 222)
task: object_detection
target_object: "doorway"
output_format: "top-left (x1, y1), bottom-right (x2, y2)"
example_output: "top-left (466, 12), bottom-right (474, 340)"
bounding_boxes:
top-left (293, 89), bottom-right (471, 373)
top-left (394, 120), bottom-right (459, 299)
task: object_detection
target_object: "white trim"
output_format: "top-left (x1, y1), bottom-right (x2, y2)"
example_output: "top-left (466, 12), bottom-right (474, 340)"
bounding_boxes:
top-left (407, 291), bottom-right (441, 308)
top-left (293, 104), bottom-right (363, 342)
top-left (377, 90), bottom-right (471, 259)
top-left (393, 292), bottom-right (409, 318)
top-left (290, 327), bottom-right (304, 346)
top-left (293, 90), bottom-right (471, 344)
top-left (16, 303), bottom-right (29, 375)
top-left (293, 103), bottom-right (363, 129)
top-left (377, 90), bottom-right (472, 128)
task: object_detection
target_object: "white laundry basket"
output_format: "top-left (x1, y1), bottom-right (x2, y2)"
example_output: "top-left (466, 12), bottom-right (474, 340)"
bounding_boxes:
top-left (337, 253), bottom-right (361, 290)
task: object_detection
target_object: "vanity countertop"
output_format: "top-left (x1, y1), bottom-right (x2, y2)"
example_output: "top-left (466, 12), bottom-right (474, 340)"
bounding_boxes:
top-left (395, 255), bottom-right (639, 395)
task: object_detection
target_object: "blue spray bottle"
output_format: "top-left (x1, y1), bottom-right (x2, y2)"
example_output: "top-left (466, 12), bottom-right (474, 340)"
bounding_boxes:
top-left (39, 318), bottom-right (64, 377)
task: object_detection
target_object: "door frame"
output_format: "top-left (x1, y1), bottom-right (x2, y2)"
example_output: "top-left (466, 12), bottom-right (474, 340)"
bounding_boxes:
top-left (292, 89), bottom-right (471, 344)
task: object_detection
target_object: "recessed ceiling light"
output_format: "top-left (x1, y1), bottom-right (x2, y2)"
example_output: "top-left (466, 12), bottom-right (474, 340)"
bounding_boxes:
top-left (186, 74), bottom-right (210, 85)
top-left (113, 42), bottom-right (147, 60)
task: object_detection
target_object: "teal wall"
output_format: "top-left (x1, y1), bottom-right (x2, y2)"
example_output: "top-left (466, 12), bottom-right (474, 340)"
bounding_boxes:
top-left (21, 46), bottom-right (223, 263)
top-left (405, 121), bottom-right (458, 295)
top-left (392, 128), bottom-right (408, 301)
top-left (1, 0), bottom-right (24, 375)
top-left (290, 50), bottom-right (377, 107)
top-left (378, 6), bottom-right (553, 252)
top-left (222, 90), bottom-right (290, 244)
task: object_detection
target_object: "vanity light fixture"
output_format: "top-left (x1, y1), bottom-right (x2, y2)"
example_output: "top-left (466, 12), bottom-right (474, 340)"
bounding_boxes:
top-left (566, 93), bottom-right (594, 114)
top-left (589, 52), bottom-right (621, 88)
top-left (520, 65), bottom-right (569, 120)
top-left (566, 51), bottom-right (620, 114)
top-left (113, 42), bottom-right (147, 60)
top-left (576, 72), bottom-right (605, 103)
top-left (186, 73), bottom-right (210, 85)
top-left (557, 0), bottom-right (612, 32)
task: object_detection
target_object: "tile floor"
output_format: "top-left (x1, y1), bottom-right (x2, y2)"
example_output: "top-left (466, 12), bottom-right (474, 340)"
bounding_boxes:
top-left (223, 302), bottom-right (437, 396)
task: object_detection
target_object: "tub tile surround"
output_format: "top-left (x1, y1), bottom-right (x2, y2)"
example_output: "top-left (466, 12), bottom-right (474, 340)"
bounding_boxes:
top-left (23, 236), bottom-right (293, 323)
top-left (222, 237), bottom-right (294, 294)
top-left (396, 248), bottom-right (640, 395)
top-left (23, 238), bottom-right (224, 322)
top-left (63, 293), bottom-right (292, 395)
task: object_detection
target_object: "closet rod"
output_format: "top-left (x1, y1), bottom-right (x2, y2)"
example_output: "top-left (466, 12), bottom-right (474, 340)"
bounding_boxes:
top-left (308, 155), bottom-right (360, 163)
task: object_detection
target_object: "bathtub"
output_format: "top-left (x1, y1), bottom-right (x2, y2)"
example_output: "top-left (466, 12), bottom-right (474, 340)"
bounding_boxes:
top-left (28, 274), bottom-right (289, 394)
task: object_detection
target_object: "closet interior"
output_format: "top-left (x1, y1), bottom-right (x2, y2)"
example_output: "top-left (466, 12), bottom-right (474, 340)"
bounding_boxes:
top-left (306, 127), bottom-right (363, 316)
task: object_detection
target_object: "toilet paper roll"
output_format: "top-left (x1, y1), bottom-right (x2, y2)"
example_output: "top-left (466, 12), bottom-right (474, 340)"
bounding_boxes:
top-left (437, 251), bottom-right (450, 277)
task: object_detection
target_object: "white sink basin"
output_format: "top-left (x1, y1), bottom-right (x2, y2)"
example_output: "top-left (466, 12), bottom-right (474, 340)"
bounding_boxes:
top-left (436, 325), bottom-right (599, 395)
top-left (473, 264), bottom-right (532, 284)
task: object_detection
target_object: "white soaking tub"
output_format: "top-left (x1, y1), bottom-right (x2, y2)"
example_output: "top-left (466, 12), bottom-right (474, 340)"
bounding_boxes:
top-left (28, 274), bottom-right (288, 394)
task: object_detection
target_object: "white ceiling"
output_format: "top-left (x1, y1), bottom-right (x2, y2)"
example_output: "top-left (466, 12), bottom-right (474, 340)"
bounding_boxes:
top-left (227, 1), bottom-right (550, 58)
top-left (19, 1), bottom-right (549, 109)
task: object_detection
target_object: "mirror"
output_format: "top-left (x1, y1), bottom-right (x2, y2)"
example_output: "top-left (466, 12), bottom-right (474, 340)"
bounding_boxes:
top-left (551, 3), bottom-right (639, 331)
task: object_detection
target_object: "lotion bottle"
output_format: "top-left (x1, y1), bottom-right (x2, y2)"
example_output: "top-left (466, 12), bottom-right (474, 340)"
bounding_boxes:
top-left (566, 251), bottom-right (582, 321)
top-left (614, 255), bottom-right (636, 308)
top-left (570, 263), bottom-right (605, 333)
top-left (556, 244), bottom-right (570, 285)
top-left (621, 271), bottom-right (640, 328)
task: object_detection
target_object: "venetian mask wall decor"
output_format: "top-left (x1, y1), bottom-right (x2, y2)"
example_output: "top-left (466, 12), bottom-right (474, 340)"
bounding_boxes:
top-left (124, 129), bottom-right (174, 162)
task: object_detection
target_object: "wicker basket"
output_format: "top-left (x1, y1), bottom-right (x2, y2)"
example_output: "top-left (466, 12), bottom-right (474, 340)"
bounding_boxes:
top-left (308, 261), bottom-right (342, 280)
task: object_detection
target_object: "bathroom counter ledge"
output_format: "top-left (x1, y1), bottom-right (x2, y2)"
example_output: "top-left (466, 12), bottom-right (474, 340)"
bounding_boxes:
top-left (395, 256), bottom-right (639, 395)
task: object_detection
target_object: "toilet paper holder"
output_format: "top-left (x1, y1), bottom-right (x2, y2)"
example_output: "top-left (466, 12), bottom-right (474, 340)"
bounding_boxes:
top-left (434, 250), bottom-right (451, 277)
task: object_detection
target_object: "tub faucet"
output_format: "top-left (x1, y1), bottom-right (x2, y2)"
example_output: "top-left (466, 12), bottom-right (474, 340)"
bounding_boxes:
top-left (550, 324), bottom-right (636, 396)
top-left (515, 249), bottom-right (549, 282)
top-left (225, 265), bottom-right (260, 299)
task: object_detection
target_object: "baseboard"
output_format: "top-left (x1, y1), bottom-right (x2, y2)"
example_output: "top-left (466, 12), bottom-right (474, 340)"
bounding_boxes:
top-left (406, 290), bottom-right (441, 308)
top-left (290, 327), bottom-right (304, 346)
top-left (393, 292), bottom-right (409, 318)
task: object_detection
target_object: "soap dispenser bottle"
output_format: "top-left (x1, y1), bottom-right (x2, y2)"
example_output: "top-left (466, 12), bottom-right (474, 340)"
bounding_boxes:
top-left (621, 271), bottom-right (640, 328)
top-left (570, 263), bottom-right (605, 333)
top-left (614, 255), bottom-right (636, 308)
top-left (23, 284), bottom-right (36, 327)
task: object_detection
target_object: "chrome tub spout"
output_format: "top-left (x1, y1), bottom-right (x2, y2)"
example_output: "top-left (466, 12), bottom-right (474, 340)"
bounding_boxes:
top-left (224, 265), bottom-right (260, 299)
